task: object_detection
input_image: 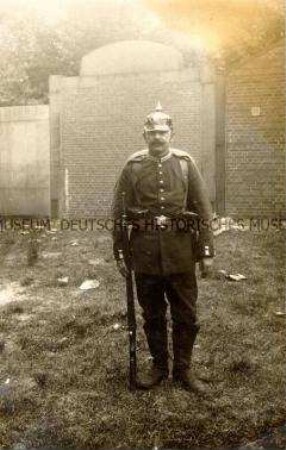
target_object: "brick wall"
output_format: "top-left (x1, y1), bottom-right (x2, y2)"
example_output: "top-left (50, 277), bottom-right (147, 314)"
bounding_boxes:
top-left (56, 69), bottom-right (207, 218)
top-left (225, 44), bottom-right (285, 217)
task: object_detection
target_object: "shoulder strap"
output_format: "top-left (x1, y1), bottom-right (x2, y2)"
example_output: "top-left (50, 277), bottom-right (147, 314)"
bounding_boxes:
top-left (126, 148), bottom-right (148, 163)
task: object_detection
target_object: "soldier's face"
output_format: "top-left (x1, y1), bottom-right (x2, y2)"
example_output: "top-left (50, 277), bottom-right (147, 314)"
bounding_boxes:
top-left (144, 129), bottom-right (172, 155)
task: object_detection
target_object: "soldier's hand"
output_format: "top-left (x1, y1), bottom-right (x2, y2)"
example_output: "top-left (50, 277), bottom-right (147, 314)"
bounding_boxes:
top-left (116, 259), bottom-right (129, 278)
top-left (200, 257), bottom-right (213, 278)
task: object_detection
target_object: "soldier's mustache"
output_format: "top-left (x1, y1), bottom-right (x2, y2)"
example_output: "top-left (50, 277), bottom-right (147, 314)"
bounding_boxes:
top-left (151, 140), bottom-right (165, 145)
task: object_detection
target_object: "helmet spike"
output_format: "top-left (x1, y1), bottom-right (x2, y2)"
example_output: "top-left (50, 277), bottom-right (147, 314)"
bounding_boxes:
top-left (155, 101), bottom-right (163, 112)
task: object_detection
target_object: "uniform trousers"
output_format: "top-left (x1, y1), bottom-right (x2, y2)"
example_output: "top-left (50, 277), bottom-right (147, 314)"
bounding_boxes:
top-left (135, 269), bottom-right (200, 374)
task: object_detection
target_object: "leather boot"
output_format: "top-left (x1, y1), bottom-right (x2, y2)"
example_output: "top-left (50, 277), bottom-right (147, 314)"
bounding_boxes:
top-left (172, 322), bottom-right (209, 395)
top-left (173, 369), bottom-right (209, 396)
top-left (138, 319), bottom-right (169, 389)
top-left (172, 321), bottom-right (198, 372)
top-left (137, 364), bottom-right (169, 390)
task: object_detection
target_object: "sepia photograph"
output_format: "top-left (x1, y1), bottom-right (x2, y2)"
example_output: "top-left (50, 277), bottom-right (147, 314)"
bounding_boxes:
top-left (0, 0), bottom-right (285, 449)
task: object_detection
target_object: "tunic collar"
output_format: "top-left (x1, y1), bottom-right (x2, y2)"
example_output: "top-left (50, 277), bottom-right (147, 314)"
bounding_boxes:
top-left (147, 150), bottom-right (173, 163)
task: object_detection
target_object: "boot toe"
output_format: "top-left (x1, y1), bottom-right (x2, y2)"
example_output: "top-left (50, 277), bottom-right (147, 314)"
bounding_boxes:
top-left (137, 366), bottom-right (168, 390)
top-left (173, 372), bottom-right (210, 396)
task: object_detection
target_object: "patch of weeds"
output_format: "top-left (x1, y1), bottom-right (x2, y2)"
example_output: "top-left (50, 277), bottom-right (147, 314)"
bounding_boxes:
top-left (59, 317), bottom-right (92, 338)
top-left (60, 317), bottom-right (77, 331)
top-left (42, 277), bottom-right (62, 288)
top-left (17, 335), bottom-right (34, 351)
top-left (3, 236), bottom-right (16, 245)
top-left (15, 393), bottom-right (38, 411)
top-left (43, 337), bottom-right (70, 353)
top-left (86, 267), bottom-right (97, 279)
top-left (58, 307), bottom-right (126, 332)
top-left (227, 356), bottom-right (257, 377)
top-left (22, 417), bottom-right (70, 449)
top-left (18, 333), bottom-right (69, 355)
top-left (0, 339), bottom-right (5, 353)
top-left (230, 294), bottom-right (269, 315)
top-left (104, 255), bottom-right (113, 263)
top-left (263, 315), bottom-right (286, 332)
top-left (4, 302), bottom-right (24, 315)
top-left (33, 371), bottom-right (48, 388)
top-left (27, 238), bottom-right (39, 266)
top-left (105, 364), bottom-right (127, 385)
top-left (20, 276), bottom-right (34, 287)
top-left (0, 318), bottom-right (9, 332)
top-left (0, 385), bottom-right (15, 416)
top-left (17, 334), bottom-right (45, 354)
top-left (95, 310), bottom-right (127, 326)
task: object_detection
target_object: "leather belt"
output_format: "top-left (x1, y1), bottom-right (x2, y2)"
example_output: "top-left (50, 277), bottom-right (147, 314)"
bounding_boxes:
top-left (130, 215), bottom-right (198, 232)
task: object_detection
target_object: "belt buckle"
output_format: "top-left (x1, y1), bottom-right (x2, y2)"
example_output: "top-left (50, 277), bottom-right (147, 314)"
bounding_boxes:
top-left (155, 215), bottom-right (168, 226)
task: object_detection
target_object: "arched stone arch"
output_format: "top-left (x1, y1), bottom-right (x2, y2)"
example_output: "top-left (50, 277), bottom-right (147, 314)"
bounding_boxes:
top-left (80, 40), bottom-right (184, 76)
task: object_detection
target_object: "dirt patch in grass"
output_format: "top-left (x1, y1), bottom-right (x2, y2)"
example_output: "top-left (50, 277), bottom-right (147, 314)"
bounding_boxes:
top-left (0, 228), bottom-right (285, 449)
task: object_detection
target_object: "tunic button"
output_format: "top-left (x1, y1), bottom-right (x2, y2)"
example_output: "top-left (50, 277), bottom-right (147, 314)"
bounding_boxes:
top-left (159, 171), bottom-right (163, 175)
top-left (158, 163), bottom-right (162, 168)
top-left (159, 180), bottom-right (164, 184)
top-left (160, 197), bottom-right (165, 201)
top-left (161, 206), bottom-right (165, 210)
top-left (160, 189), bottom-right (164, 193)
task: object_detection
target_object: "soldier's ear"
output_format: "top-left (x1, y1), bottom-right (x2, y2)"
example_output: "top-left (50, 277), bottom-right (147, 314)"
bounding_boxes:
top-left (170, 131), bottom-right (175, 141)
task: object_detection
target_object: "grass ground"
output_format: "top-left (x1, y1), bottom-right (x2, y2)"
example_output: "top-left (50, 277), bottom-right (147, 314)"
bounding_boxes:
top-left (0, 227), bottom-right (285, 449)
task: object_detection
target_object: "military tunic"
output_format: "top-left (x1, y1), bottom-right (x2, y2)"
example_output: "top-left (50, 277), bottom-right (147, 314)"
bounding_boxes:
top-left (112, 148), bottom-right (214, 274)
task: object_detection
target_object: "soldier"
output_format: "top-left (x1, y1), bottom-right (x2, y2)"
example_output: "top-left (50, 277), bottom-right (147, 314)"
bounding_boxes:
top-left (112, 103), bottom-right (214, 394)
